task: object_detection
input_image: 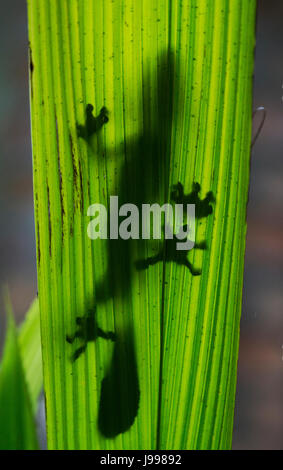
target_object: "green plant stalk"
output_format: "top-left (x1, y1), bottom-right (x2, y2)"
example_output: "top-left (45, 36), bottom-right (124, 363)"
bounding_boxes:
top-left (27, 0), bottom-right (256, 449)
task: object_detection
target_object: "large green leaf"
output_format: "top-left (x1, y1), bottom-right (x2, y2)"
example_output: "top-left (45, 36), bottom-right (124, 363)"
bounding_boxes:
top-left (27, 0), bottom-right (256, 449)
top-left (0, 295), bottom-right (39, 450)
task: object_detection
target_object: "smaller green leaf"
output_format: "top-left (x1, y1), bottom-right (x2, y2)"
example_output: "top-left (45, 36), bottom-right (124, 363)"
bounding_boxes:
top-left (18, 298), bottom-right (42, 412)
top-left (0, 292), bottom-right (39, 450)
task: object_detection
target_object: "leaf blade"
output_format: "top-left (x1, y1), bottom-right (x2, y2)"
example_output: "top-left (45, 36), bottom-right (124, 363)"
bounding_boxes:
top-left (0, 294), bottom-right (38, 450)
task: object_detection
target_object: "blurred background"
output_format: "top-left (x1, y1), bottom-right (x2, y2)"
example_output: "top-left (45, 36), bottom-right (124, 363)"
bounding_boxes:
top-left (0, 0), bottom-right (282, 449)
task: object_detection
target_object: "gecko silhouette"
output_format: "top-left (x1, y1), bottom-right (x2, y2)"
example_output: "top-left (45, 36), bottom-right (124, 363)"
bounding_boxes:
top-left (68, 51), bottom-right (215, 439)
top-left (93, 52), bottom-right (175, 438)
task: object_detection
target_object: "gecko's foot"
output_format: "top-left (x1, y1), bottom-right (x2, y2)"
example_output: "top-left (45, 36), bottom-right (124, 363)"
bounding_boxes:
top-left (66, 334), bottom-right (74, 344)
top-left (71, 345), bottom-right (86, 362)
top-left (186, 263), bottom-right (202, 276)
top-left (99, 107), bottom-right (109, 123)
top-left (206, 191), bottom-right (215, 202)
top-left (191, 268), bottom-right (202, 276)
top-left (107, 331), bottom-right (116, 342)
top-left (196, 240), bottom-right (207, 250)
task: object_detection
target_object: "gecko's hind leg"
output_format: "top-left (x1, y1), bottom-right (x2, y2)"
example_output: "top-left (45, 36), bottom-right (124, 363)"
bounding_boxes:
top-left (71, 344), bottom-right (87, 362)
top-left (135, 259), bottom-right (150, 270)
top-left (194, 241), bottom-right (207, 250)
top-left (66, 332), bottom-right (77, 344)
top-left (147, 253), bottom-right (163, 266)
top-left (135, 253), bottom-right (163, 271)
top-left (97, 327), bottom-right (116, 342)
top-left (66, 327), bottom-right (82, 344)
